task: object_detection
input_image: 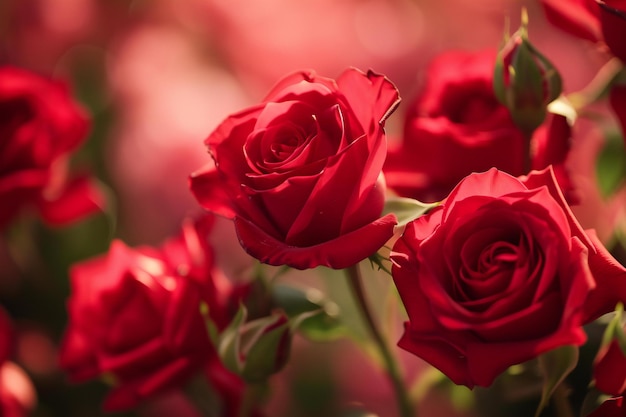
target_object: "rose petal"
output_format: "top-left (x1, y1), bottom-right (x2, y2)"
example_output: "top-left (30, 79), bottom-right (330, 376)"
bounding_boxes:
top-left (583, 229), bottom-right (626, 321)
top-left (37, 174), bottom-right (105, 225)
top-left (540, 0), bottom-right (602, 42)
top-left (234, 213), bottom-right (397, 270)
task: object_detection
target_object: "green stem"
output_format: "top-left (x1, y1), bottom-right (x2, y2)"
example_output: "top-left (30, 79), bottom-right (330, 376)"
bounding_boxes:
top-left (345, 264), bottom-right (416, 417)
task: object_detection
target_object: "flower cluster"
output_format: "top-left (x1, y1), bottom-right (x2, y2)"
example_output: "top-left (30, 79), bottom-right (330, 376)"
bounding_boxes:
top-left (0, 1), bottom-right (625, 417)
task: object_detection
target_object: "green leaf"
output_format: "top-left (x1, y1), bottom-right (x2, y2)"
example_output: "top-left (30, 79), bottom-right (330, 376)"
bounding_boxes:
top-left (382, 197), bottom-right (439, 227)
top-left (271, 284), bottom-right (346, 342)
top-left (534, 345), bottom-right (579, 417)
top-left (596, 131), bottom-right (626, 199)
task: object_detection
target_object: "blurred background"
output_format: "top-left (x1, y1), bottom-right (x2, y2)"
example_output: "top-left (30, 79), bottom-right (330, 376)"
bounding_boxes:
top-left (0, 0), bottom-right (624, 416)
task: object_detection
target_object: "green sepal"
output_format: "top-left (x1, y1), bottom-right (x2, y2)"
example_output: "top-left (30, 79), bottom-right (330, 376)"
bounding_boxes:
top-left (200, 301), bottom-right (220, 347)
top-left (382, 197), bottom-right (439, 227)
top-left (241, 313), bottom-right (291, 383)
top-left (217, 304), bottom-right (247, 374)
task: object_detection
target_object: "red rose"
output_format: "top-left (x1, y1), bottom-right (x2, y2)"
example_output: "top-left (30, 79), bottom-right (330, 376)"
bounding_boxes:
top-left (59, 216), bottom-right (231, 411)
top-left (390, 167), bottom-right (626, 387)
top-left (190, 68), bottom-right (399, 270)
top-left (0, 66), bottom-right (103, 229)
top-left (540, 0), bottom-right (626, 62)
top-left (384, 50), bottom-right (571, 202)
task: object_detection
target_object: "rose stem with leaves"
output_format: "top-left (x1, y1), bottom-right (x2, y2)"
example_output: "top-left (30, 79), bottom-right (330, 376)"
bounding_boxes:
top-left (346, 264), bottom-right (416, 417)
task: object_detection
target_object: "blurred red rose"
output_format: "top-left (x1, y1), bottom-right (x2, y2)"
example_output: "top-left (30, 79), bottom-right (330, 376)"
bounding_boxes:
top-left (0, 66), bottom-right (103, 229)
top-left (391, 167), bottom-right (626, 387)
top-left (540, 0), bottom-right (626, 62)
top-left (190, 68), bottom-right (399, 270)
top-left (59, 216), bottom-right (236, 411)
top-left (384, 49), bottom-right (571, 202)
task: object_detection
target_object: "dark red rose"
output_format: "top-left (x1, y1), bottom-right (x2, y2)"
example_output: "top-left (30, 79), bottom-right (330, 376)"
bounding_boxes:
top-left (0, 66), bottom-right (103, 229)
top-left (384, 49), bottom-right (571, 202)
top-left (59, 216), bottom-right (233, 411)
top-left (390, 167), bottom-right (626, 387)
top-left (540, 0), bottom-right (626, 62)
top-left (594, 333), bottom-right (626, 395)
top-left (190, 68), bottom-right (399, 270)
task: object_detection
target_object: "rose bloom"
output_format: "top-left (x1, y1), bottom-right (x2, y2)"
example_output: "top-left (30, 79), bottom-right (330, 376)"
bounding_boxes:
top-left (540, 0), bottom-right (626, 63)
top-left (0, 66), bottom-right (103, 229)
top-left (384, 49), bottom-right (571, 203)
top-left (190, 68), bottom-right (400, 270)
top-left (59, 216), bottom-right (239, 411)
top-left (390, 167), bottom-right (626, 387)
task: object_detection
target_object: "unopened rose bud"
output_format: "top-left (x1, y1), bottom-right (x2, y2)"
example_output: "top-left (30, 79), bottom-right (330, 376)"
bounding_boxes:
top-left (219, 308), bottom-right (292, 384)
top-left (494, 11), bottom-right (562, 136)
top-left (241, 313), bottom-right (291, 383)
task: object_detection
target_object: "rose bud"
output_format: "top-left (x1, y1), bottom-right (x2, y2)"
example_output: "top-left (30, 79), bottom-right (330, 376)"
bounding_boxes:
top-left (494, 13), bottom-right (563, 137)
top-left (219, 309), bottom-right (292, 384)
